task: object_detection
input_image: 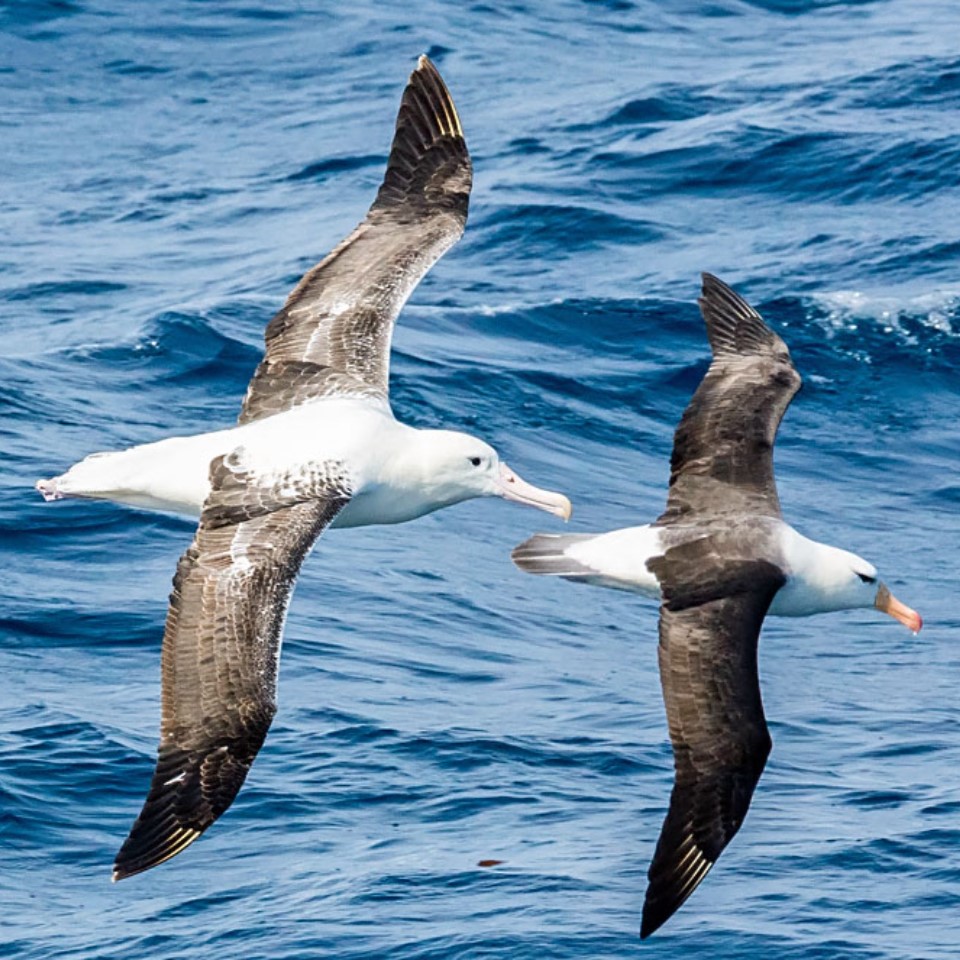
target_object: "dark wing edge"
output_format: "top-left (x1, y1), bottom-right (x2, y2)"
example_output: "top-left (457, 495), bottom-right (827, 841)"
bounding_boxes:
top-left (372, 54), bottom-right (468, 216)
top-left (640, 549), bottom-right (785, 938)
top-left (112, 454), bottom-right (352, 881)
top-left (238, 55), bottom-right (471, 424)
top-left (699, 273), bottom-right (784, 360)
top-left (657, 274), bottom-right (802, 525)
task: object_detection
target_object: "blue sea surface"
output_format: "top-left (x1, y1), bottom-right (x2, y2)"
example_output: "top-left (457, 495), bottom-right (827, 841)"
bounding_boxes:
top-left (3, 1), bottom-right (960, 957)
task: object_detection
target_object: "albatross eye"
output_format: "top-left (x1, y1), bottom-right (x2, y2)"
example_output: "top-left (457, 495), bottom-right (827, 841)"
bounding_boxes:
top-left (856, 572), bottom-right (876, 584)
top-left (468, 456), bottom-right (482, 467)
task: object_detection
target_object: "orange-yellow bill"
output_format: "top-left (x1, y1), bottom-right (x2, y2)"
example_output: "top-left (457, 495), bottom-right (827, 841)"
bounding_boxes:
top-left (875, 584), bottom-right (922, 633)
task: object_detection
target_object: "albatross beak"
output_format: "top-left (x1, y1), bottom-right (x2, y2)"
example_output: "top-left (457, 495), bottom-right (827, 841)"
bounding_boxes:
top-left (875, 583), bottom-right (923, 633)
top-left (498, 463), bottom-right (572, 521)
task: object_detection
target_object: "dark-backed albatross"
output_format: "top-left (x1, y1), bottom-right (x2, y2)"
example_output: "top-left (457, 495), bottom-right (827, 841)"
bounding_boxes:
top-left (37, 56), bottom-right (571, 881)
top-left (512, 273), bottom-right (921, 938)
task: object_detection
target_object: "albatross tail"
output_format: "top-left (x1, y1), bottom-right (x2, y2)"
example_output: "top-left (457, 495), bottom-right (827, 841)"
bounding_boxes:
top-left (35, 432), bottom-right (216, 516)
top-left (512, 526), bottom-right (664, 597)
top-left (36, 451), bottom-right (126, 503)
top-left (511, 533), bottom-right (601, 578)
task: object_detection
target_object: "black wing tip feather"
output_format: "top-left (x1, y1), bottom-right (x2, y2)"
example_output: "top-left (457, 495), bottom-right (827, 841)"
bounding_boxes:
top-left (640, 836), bottom-right (717, 938)
top-left (697, 272), bottom-right (784, 360)
top-left (113, 825), bottom-right (203, 882)
top-left (699, 272), bottom-right (755, 315)
top-left (113, 731), bottom-right (267, 880)
top-left (112, 747), bottom-right (209, 881)
top-left (374, 55), bottom-right (471, 214)
top-left (412, 55), bottom-right (464, 139)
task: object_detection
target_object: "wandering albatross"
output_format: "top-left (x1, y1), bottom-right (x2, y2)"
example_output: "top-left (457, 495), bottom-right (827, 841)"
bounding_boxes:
top-left (37, 56), bottom-right (571, 881)
top-left (512, 273), bottom-right (921, 938)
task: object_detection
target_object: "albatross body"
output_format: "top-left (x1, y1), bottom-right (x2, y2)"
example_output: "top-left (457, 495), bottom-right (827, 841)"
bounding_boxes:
top-left (38, 57), bottom-right (570, 882)
top-left (513, 274), bottom-right (920, 938)
top-left (39, 396), bottom-right (562, 529)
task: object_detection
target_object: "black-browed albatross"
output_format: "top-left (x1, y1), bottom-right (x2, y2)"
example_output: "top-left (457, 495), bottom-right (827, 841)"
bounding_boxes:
top-left (512, 273), bottom-right (921, 938)
top-left (37, 56), bottom-right (571, 881)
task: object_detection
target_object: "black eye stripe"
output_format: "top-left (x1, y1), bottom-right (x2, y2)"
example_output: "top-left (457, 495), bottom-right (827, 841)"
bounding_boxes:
top-left (856, 572), bottom-right (876, 584)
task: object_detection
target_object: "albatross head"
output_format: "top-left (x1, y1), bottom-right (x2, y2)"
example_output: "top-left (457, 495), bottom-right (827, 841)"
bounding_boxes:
top-left (835, 554), bottom-right (922, 632)
top-left (414, 431), bottom-right (572, 520)
top-left (777, 538), bottom-right (922, 632)
top-left (841, 558), bottom-right (923, 633)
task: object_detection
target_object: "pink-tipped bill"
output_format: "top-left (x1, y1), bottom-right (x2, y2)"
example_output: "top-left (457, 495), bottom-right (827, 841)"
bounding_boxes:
top-left (498, 463), bottom-right (571, 521)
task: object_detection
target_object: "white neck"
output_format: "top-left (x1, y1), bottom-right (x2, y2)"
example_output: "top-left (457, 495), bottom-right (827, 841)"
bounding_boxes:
top-left (769, 526), bottom-right (874, 617)
top-left (335, 428), bottom-right (477, 529)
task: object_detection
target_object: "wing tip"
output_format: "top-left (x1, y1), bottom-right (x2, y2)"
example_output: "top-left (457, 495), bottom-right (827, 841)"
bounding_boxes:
top-left (697, 271), bottom-right (756, 319)
top-left (639, 913), bottom-right (658, 940)
top-left (639, 904), bottom-right (675, 940)
top-left (410, 53), bottom-right (464, 139)
top-left (113, 824), bottom-right (204, 881)
top-left (697, 271), bottom-right (786, 361)
top-left (699, 270), bottom-right (724, 291)
top-left (110, 745), bottom-right (210, 881)
top-left (698, 271), bottom-right (751, 315)
top-left (372, 54), bottom-right (470, 215)
top-left (640, 844), bottom-right (716, 938)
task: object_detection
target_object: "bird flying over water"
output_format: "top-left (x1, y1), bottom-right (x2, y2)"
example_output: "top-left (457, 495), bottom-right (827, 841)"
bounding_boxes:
top-left (512, 273), bottom-right (920, 937)
top-left (38, 56), bottom-right (571, 881)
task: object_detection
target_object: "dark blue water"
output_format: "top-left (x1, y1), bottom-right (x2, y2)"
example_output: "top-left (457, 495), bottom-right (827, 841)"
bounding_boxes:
top-left (3, 1), bottom-right (960, 957)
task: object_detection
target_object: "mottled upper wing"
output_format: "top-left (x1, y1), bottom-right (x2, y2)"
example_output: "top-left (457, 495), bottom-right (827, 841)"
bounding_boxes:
top-left (238, 56), bottom-right (471, 423)
top-left (112, 453), bottom-right (352, 880)
top-left (657, 274), bottom-right (801, 524)
top-left (641, 539), bottom-right (785, 938)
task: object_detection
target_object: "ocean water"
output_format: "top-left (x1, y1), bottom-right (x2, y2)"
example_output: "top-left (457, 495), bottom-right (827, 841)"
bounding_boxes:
top-left (3, 0), bottom-right (960, 956)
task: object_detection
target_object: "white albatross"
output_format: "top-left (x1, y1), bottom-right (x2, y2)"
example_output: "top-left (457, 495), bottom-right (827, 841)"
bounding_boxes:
top-left (37, 56), bottom-right (571, 881)
top-left (512, 273), bottom-right (921, 938)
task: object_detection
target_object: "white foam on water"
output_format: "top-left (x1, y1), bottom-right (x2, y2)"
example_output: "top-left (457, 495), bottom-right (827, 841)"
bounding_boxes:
top-left (812, 288), bottom-right (960, 339)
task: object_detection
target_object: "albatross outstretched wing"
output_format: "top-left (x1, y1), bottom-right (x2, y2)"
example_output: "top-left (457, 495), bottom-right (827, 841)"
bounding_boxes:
top-left (238, 55), bottom-right (471, 423)
top-left (658, 274), bottom-right (801, 524)
top-left (113, 453), bottom-right (352, 880)
top-left (641, 540), bottom-right (785, 938)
